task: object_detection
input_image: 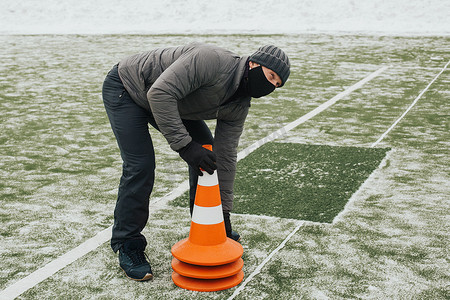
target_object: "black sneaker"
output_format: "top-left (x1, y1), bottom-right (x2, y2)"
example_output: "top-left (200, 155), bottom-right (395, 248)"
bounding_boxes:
top-left (228, 230), bottom-right (241, 242)
top-left (118, 239), bottom-right (153, 281)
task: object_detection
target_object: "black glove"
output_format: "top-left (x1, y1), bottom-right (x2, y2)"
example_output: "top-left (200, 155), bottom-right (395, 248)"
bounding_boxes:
top-left (178, 141), bottom-right (217, 176)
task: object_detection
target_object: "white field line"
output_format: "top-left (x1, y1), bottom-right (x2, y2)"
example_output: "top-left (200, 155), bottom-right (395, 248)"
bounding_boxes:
top-left (238, 66), bottom-right (388, 161)
top-left (0, 227), bottom-right (112, 300)
top-left (0, 66), bottom-right (387, 300)
top-left (331, 149), bottom-right (393, 225)
top-left (371, 60), bottom-right (449, 148)
top-left (336, 60), bottom-right (449, 223)
top-left (227, 221), bottom-right (305, 300)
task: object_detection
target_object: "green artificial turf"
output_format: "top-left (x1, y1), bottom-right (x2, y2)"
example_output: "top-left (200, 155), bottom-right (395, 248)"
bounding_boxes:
top-left (2, 34), bottom-right (448, 299)
top-left (170, 142), bottom-right (389, 223)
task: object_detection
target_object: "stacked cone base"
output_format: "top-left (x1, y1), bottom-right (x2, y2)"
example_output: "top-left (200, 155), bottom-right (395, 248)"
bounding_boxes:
top-left (172, 270), bottom-right (244, 292)
top-left (171, 237), bottom-right (243, 266)
top-left (172, 258), bottom-right (244, 279)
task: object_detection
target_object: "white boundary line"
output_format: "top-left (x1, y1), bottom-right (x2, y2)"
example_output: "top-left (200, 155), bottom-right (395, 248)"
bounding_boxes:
top-left (227, 221), bottom-right (305, 300)
top-left (238, 66), bottom-right (388, 161)
top-left (371, 60), bottom-right (449, 148)
top-left (332, 60), bottom-right (449, 231)
top-left (331, 149), bottom-right (393, 225)
top-left (0, 66), bottom-right (387, 300)
top-left (0, 227), bottom-right (112, 300)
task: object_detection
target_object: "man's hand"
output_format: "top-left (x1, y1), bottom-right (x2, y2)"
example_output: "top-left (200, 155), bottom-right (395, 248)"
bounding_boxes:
top-left (177, 141), bottom-right (217, 176)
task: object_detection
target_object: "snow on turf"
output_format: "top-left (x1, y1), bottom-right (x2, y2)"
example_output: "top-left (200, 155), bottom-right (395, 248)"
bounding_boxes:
top-left (1, 34), bottom-right (449, 298)
top-left (1, 0), bottom-right (449, 35)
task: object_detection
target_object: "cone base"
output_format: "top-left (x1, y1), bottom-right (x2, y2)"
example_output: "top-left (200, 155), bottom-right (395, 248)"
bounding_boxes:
top-left (171, 237), bottom-right (243, 266)
top-left (172, 270), bottom-right (244, 292)
top-left (172, 258), bottom-right (243, 279)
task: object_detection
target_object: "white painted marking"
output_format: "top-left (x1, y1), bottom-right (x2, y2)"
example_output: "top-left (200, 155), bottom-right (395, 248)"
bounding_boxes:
top-left (227, 221), bottom-right (306, 300)
top-left (197, 170), bottom-right (219, 187)
top-left (331, 149), bottom-right (393, 224)
top-left (334, 60), bottom-right (449, 228)
top-left (371, 60), bottom-right (449, 148)
top-left (0, 67), bottom-right (387, 299)
top-left (0, 226), bottom-right (112, 300)
top-left (151, 179), bottom-right (190, 207)
top-left (238, 66), bottom-right (388, 161)
top-left (191, 204), bottom-right (224, 225)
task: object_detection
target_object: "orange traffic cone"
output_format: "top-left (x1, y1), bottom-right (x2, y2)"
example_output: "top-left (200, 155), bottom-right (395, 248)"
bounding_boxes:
top-left (171, 145), bottom-right (244, 292)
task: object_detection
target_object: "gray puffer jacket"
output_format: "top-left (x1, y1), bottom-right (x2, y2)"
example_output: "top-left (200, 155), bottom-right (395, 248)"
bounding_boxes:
top-left (118, 43), bottom-right (250, 212)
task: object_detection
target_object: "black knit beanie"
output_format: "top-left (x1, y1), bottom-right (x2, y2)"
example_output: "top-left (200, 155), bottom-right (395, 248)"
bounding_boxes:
top-left (249, 45), bottom-right (290, 87)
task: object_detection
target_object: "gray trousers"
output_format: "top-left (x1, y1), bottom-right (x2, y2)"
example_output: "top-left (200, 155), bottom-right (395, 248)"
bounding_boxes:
top-left (102, 64), bottom-right (213, 252)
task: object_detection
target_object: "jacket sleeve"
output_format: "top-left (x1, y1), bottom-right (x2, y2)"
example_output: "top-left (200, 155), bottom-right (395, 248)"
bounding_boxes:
top-left (147, 48), bottom-right (220, 151)
top-left (214, 109), bottom-right (249, 213)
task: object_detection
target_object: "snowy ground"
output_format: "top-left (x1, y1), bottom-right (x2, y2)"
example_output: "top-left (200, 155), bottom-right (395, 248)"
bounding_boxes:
top-left (1, 34), bottom-right (449, 299)
top-left (2, 0), bottom-right (450, 35)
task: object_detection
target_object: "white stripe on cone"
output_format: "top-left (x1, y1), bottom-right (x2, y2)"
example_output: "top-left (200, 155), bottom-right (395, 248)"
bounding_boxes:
top-left (191, 204), bottom-right (224, 225)
top-left (197, 170), bottom-right (219, 187)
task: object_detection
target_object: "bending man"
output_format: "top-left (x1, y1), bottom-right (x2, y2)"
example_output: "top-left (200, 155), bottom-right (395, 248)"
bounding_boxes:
top-left (102, 43), bottom-right (290, 281)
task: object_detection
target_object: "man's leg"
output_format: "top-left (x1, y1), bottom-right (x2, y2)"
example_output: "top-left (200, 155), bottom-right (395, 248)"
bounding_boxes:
top-left (102, 65), bottom-right (154, 280)
top-left (103, 66), bottom-right (155, 252)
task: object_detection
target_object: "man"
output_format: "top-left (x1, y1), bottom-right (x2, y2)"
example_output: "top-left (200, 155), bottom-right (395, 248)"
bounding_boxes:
top-left (102, 43), bottom-right (290, 281)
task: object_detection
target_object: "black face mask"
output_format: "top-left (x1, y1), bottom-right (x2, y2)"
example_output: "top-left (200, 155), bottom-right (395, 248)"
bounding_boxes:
top-left (247, 66), bottom-right (276, 98)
